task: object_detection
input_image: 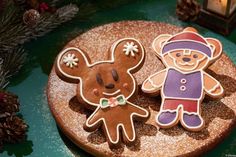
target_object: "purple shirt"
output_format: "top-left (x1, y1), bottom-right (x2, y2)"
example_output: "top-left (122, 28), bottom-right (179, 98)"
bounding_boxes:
top-left (163, 69), bottom-right (202, 99)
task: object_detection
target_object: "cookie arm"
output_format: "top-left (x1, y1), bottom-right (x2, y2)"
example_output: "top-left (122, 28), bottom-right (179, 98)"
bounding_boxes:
top-left (127, 101), bottom-right (149, 119)
top-left (142, 69), bottom-right (167, 94)
top-left (203, 72), bottom-right (224, 98)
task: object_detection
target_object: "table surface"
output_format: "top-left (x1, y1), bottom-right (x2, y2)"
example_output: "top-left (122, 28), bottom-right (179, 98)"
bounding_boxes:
top-left (1, 0), bottom-right (236, 157)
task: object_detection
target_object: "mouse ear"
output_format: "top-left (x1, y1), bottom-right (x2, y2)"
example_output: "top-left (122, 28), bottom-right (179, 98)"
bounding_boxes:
top-left (55, 47), bottom-right (90, 83)
top-left (109, 38), bottom-right (145, 73)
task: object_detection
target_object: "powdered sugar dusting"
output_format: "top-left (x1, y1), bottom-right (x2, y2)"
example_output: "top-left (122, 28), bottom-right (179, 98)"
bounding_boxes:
top-left (47, 21), bottom-right (236, 157)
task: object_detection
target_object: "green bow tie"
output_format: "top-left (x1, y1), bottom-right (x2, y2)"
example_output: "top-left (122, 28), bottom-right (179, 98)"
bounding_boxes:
top-left (100, 95), bottom-right (126, 109)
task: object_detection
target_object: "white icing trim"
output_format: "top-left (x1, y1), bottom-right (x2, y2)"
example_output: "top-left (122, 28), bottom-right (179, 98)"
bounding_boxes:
top-left (206, 37), bottom-right (223, 61)
top-left (183, 49), bottom-right (191, 55)
top-left (102, 89), bottom-right (121, 96)
top-left (178, 61), bottom-right (194, 66)
top-left (144, 30), bottom-right (223, 131)
top-left (85, 101), bottom-right (149, 144)
top-left (167, 49), bottom-right (208, 72)
top-left (180, 103), bottom-right (204, 130)
top-left (141, 69), bottom-right (166, 93)
top-left (152, 34), bottom-right (171, 56)
top-left (158, 68), bottom-right (204, 114)
top-left (163, 96), bottom-right (199, 101)
top-left (56, 38), bottom-right (145, 107)
top-left (180, 78), bottom-right (187, 84)
top-left (156, 106), bottom-right (179, 127)
top-left (208, 83), bottom-right (220, 93)
top-left (180, 85), bottom-right (186, 91)
top-left (203, 71), bottom-right (224, 97)
top-left (156, 101), bottom-right (204, 130)
top-left (152, 31), bottom-right (223, 61)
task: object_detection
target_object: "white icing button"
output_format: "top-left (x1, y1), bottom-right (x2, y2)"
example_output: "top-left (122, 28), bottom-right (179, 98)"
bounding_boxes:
top-left (180, 78), bottom-right (187, 84)
top-left (180, 85), bottom-right (186, 91)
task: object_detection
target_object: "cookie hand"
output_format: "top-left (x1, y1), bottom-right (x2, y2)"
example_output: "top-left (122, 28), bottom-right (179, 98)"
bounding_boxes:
top-left (142, 69), bottom-right (166, 94)
top-left (203, 72), bottom-right (224, 98)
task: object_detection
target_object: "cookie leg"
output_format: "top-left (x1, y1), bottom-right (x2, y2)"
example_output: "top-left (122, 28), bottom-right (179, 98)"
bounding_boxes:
top-left (102, 123), bottom-right (120, 146)
top-left (180, 100), bottom-right (204, 131)
top-left (156, 99), bottom-right (179, 128)
top-left (121, 120), bottom-right (136, 144)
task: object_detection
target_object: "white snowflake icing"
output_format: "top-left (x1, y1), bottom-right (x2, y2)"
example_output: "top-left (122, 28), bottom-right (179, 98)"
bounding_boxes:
top-left (123, 42), bottom-right (139, 57)
top-left (62, 53), bottom-right (79, 68)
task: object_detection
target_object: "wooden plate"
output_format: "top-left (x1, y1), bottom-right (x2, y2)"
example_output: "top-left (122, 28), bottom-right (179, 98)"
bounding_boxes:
top-left (47, 21), bottom-right (236, 156)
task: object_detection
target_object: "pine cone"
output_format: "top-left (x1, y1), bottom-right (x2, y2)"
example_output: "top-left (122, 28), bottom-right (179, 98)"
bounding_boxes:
top-left (0, 116), bottom-right (27, 143)
top-left (176, 0), bottom-right (200, 21)
top-left (0, 91), bottom-right (20, 118)
top-left (23, 9), bottom-right (40, 26)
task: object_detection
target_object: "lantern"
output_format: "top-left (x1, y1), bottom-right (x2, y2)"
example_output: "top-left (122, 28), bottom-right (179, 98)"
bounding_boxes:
top-left (197, 0), bottom-right (236, 35)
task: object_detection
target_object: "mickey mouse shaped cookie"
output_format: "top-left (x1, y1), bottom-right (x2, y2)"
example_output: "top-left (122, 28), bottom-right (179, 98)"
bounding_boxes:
top-left (142, 27), bottom-right (224, 131)
top-left (55, 38), bottom-right (149, 147)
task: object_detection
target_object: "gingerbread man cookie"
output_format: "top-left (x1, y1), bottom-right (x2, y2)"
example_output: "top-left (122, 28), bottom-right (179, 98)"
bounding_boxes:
top-left (55, 38), bottom-right (149, 147)
top-left (142, 27), bottom-right (224, 131)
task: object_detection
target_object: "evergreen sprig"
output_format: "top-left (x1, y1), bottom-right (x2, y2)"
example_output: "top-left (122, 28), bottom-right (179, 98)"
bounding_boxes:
top-left (0, 0), bottom-right (79, 89)
top-left (0, 1), bottom-right (79, 147)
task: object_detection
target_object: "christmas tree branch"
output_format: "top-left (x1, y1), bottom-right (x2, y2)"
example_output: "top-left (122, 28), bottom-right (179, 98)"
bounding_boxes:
top-left (0, 1), bottom-right (78, 89)
top-left (0, 2), bottom-right (78, 52)
top-left (32, 4), bottom-right (78, 38)
top-left (0, 59), bottom-right (9, 89)
top-left (0, 48), bottom-right (26, 89)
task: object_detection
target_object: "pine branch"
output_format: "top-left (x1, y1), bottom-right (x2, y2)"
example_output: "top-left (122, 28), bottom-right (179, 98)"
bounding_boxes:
top-left (0, 3), bottom-right (78, 52)
top-left (0, 1), bottom-right (78, 89)
top-left (0, 59), bottom-right (9, 89)
top-left (1, 48), bottom-right (26, 77)
top-left (0, 1), bottom-right (21, 31)
top-left (13, 0), bottom-right (28, 10)
top-left (0, 48), bottom-right (26, 89)
top-left (31, 4), bottom-right (78, 38)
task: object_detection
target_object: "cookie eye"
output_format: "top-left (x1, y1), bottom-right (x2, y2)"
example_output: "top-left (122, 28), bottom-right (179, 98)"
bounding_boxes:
top-left (193, 54), bottom-right (198, 58)
top-left (111, 69), bottom-right (119, 81)
top-left (96, 73), bottom-right (103, 85)
top-left (176, 53), bottom-right (181, 57)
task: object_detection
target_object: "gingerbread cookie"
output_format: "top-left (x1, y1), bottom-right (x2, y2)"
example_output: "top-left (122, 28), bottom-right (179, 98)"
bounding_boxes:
top-left (55, 38), bottom-right (149, 147)
top-left (142, 27), bottom-right (224, 131)
top-left (47, 21), bottom-right (236, 156)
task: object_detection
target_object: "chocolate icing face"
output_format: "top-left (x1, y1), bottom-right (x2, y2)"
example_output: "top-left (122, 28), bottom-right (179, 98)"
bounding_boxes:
top-left (77, 63), bottom-right (135, 105)
top-left (56, 38), bottom-right (145, 108)
top-left (55, 38), bottom-right (149, 147)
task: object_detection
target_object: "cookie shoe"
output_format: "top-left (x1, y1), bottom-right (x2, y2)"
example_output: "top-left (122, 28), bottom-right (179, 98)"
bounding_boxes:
top-left (181, 112), bottom-right (204, 131)
top-left (156, 111), bottom-right (179, 128)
